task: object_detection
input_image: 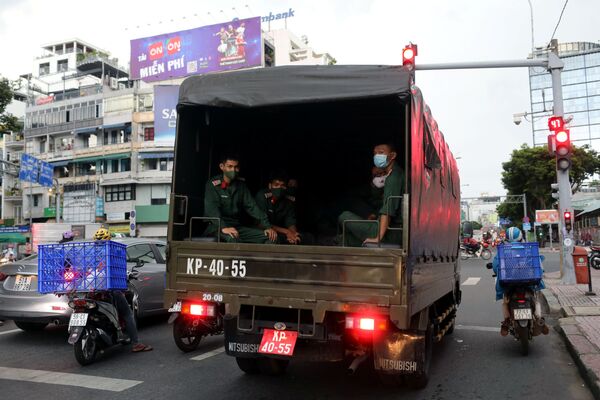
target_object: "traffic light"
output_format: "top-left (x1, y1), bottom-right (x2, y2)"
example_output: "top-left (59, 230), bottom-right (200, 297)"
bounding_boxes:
top-left (402, 44), bottom-right (418, 67)
top-left (555, 128), bottom-right (571, 171)
top-left (551, 183), bottom-right (559, 200)
top-left (564, 210), bottom-right (573, 232)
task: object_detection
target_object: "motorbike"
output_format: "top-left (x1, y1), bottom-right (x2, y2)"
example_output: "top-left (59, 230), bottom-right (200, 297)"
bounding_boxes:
top-left (168, 297), bottom-right (225, 352)
top-left (66, 264), bottom-right (141, 366)
top-left (460, 241), bottom-right (492, 260)
top-left (486, 262), bottom-right (548, 356)
top-left (589, 246), bottom-right (600, 270)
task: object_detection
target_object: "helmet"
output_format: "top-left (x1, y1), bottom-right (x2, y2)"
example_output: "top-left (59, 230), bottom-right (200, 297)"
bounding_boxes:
top-left (62, 231), bottom-right (74, 240)
top-left (93, 228), bottom-right (111, 241)
top-left (506, 227), bottom-right (523, 243)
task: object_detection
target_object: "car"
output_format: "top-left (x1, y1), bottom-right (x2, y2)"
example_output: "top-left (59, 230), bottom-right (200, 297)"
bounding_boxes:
top-left (0, 238), bottom-right (168, 332)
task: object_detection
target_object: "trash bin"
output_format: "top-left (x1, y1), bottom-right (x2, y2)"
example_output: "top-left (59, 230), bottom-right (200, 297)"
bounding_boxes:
top-left (573, 246), bottom-right (590, 284)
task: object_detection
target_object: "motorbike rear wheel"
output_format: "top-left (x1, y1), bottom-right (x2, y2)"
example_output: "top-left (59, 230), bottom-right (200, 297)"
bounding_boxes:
top-left (173, 317), bottom-right (202, 353)
top-left (74, 328), bottom-right (97, 366)
top-left (460, 249), bottom-right (469, 260)
top-left (517, 325), bottom-right (529, 356)
top-left (590, 254), bottom-right (600, 270)
top-left (481, 249), bottom-right (492, 260)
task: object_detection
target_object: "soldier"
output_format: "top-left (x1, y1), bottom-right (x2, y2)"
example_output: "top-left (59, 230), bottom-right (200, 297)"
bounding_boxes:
top-left (255, 171), bottom-right (301, 244)
top-left (204, 155), bottom-right (277, 244)
top-left (338, 143), bottom-right (404, 247)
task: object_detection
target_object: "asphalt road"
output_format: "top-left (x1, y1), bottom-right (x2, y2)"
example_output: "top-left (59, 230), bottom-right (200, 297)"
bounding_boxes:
top-left (0, 257), bottom-right (592, 399)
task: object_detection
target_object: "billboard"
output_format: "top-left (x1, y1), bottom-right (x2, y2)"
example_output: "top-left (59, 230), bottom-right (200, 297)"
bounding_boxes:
top-left (130, 16), bottom-right (262, 82)
top-left (153, 85), bottom-right (179, 144)
top-left (535, 209), bottom-right (559, 224)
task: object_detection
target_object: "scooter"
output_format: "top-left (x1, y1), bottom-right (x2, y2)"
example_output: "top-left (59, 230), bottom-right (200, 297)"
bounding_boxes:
top-left (460, 241), bottom-right (492, 260)
top-left (168, 298), bottom-right (225, 352)
top-left (66, 266), bottom-right (140, 366)
top-left (486, 263), bottom-right (548, 356)
top-left (589, 246), bottom-right (600, 270)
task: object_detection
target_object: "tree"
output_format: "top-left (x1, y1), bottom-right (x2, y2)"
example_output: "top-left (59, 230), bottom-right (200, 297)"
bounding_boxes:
top-left (470, 221), bottom-right (483, 230)
top-left (497, 143), bottom-right (600, 227)
top-left (0, 77), bottom-right (22, 134)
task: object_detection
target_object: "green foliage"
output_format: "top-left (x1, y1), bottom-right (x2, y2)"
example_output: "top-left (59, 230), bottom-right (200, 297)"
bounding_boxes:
top-left (497, 143), bottom-right (600, 226)
top-left (470, 221), bottom-right (482, 230)
top-left (0, 77), bottom-right (22, 134)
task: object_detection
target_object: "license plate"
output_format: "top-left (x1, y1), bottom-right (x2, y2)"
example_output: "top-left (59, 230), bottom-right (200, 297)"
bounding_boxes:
top-left (513, 308), bottom-right (532, 320)
top-left (258, 329), bottom-right (298, 357)
top-left (69, 313), bottom-right (88, 327)
top-left (13, 275), bottom-right (32, 291)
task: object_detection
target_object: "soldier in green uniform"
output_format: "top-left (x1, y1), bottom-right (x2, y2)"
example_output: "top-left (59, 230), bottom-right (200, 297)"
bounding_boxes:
top-left (204, 155), bottom-right (277, 244)
top-left (255, 171), bottom-right (301, 244)
top-left (338, 143), bottom-right (404, 247)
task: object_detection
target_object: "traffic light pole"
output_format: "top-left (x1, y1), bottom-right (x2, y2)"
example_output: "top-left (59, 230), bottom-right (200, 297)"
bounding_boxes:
top-left (416, 52), bottom-right (576, 284)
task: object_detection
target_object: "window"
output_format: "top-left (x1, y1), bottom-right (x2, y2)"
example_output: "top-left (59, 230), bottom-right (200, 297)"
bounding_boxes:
top-left (155, 244), bottom-right (166, 261)
top-left (57, 59), bottom-right (68, 72)
top-left (151, 198), bottom-right (167, 205)
top-left (111, 130), bottom-right (118, 144)
top-left (160, 159), bottom-right (167, 171)
top-left (144, 127), bottom-right (155, 141)
top-left (111, 159), bottom-right (119, 172)
top-left (105, 184), bottom-right (135, 202)
top-left (121, 158), bottom-right (131, 172)
top-left (146, 159), bottom-right (158, 170)
top-left (31, 194), bottom-right (41, 207)
top-left (126, 244), bottom-right (157, 263)
top-left (39, 63), bottom-right (50, 76)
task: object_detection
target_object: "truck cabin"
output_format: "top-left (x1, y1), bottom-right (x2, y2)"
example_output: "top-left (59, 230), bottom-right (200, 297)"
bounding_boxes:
top-left (171, 66), bottom-right (414, 249)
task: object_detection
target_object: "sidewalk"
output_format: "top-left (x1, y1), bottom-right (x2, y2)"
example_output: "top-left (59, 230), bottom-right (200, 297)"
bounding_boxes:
top-left (543, 268), bottom-right (600, 399)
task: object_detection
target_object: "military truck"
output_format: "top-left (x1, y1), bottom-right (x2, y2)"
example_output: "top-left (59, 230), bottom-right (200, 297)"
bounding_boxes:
top-left (165, 65), bottom-right (461, 388)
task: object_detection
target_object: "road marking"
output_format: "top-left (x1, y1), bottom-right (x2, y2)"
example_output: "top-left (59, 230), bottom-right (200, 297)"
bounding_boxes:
top-left (0, 329), bottom-right (20, 336)
top-left (462, 277), bottom-right (481, 286)
top-left (456, 324), bottom-right (499, 332)
top-left (0, 366), bottom-right (142, 392)
top-left (190, 347), bottom-right (225, 361)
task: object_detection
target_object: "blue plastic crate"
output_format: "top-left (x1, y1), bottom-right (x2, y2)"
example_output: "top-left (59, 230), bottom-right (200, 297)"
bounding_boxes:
top-left (37, 241), bottom-right (127, 294)
top-left (497, 242), bottom-right (543, 285)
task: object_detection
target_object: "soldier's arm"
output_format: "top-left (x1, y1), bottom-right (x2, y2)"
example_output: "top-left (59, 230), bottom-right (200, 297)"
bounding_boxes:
top-left (204, 180), bottom-right (227, 227)
top-left (243, 186), bottom-right (272, 228)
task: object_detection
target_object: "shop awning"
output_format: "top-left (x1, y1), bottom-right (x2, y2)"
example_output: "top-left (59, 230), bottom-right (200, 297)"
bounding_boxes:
top-left (74, 153), bottom-right (131, 163)
top-left (0, 233), bottom-right (27, 244)
top-left (51, 160), bottom-right (70, 167)
top-left (139, 152), bottom-right (174, 159)
top-left (102, 123), bottom-right (131, 131)
top-left (73, 126), bottom-right (100, 135)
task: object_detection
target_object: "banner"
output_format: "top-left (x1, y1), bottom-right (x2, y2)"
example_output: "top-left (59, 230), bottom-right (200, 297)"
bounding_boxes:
top-left (130, 16), bottom-right (262, 82)
top-left (535, 209), bottom-right (559, 224)
top-left (153, 85), bottom-right (179, 144)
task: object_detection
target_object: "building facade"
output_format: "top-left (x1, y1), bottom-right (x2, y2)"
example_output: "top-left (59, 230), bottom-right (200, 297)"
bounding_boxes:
top-left (529, 41), bottom-right (600, 148)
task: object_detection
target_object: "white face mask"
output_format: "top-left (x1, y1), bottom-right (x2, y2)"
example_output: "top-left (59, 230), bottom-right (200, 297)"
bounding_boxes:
top-left (372, 175), bottom-right (387, 188)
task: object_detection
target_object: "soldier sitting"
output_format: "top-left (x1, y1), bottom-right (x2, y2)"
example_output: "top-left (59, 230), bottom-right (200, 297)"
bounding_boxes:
top-left (204, 155), bottom-right (277, 244)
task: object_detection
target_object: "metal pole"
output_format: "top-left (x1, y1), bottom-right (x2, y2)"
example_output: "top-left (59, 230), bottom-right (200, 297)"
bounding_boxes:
top-left (54, 178), bottom-right (60, 223)
top-left (527, 0), bottom-right (535, 55)
top-left (549, 224), bottom-right (553, 250)
top-left (523, 193), bottom-right (527, 240)
top-left (415, 58), bottom-right (547, 71)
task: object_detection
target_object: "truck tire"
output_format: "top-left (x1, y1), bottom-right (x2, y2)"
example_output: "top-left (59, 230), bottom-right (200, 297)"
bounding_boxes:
top-left (235, 357), bottom-right (260, 374)
top-left (405, 320), bottom-right (433, 390)
top-left (257, 358), bottom-right (289, 376)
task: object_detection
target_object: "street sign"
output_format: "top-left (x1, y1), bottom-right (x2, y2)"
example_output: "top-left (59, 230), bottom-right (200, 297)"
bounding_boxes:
top-left (523, 222), bottom-right (531, 231)
top-left (534, 222), bottom-right (542, 227)
top-left (523, 216), bottom-right (530, 223)
top-left (499, 218), bottom-right (512, 225)
top-left (19, 154), bottom-right (38, 183)
top-left (38, 161), bottom-right (53, 187)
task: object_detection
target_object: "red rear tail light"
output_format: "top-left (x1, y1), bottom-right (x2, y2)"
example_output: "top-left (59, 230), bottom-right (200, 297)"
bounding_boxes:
top-left (515, 292), bottom-right (526, 299)
top-left (0, 272), bottom-right (7, 281)
top-left (183, 303), bottom-right (215, 317)
top-left (64, 271), bottom-right (75, 282)
top-left (345, 315), bottom-right (387, 331)
top-left (517, 299), bottom-right (526, 304)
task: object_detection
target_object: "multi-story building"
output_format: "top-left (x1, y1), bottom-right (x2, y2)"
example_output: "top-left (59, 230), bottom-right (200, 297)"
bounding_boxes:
top-left (264, 29), bottom-right (334, 66)
top-left (529, 41), bottom-right (600, 148)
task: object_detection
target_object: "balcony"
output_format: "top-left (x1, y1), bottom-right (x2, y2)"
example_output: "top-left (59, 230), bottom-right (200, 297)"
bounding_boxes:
top-left (4, 188), bottom-right (22, 202)
top-left (25, 117), bottom-right (103, 138)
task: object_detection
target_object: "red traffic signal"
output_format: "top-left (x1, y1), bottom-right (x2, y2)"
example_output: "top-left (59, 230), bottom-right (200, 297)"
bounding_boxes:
top-left (564, 211), bottom-right (571, 220)
top-left (564, 211), bottom-right (573, 231)
top-left (402, 44), bottom-right (418, 66)
top-left (554, 129), bottom-right (571, 171)
top-left (548, 116), bottom-right (565, 132)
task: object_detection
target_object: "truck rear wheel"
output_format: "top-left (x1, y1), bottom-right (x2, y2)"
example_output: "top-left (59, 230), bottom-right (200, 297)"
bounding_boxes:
top-left (258, 358), bottom-right (289, 376)
top-left (235, 357), bottom-right (260, 374)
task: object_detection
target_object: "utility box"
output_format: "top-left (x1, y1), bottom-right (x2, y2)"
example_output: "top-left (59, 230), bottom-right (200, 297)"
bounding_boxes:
top-left (573, 246), bottom-right (590, 285)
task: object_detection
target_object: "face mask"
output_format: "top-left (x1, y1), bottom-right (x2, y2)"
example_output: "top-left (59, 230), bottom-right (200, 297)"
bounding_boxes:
top-left (372, 176), bottom-right (387, 189)
top-left (286, 187), bottom-right (297, 197)
top-left (223, 170), bottom-right (237, 180)
top-left (374, 154), bottom-right (388, 168)
top-left (271, 188), bottom-right (285, 198)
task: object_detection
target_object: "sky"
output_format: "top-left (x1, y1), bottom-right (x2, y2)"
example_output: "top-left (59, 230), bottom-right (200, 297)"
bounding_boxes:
top-left (1, 0), bottom-right (599, 198)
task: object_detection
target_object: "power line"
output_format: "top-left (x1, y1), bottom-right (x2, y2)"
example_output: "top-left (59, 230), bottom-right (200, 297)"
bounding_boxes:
top-left (549, 0), bottom-right (569, 44)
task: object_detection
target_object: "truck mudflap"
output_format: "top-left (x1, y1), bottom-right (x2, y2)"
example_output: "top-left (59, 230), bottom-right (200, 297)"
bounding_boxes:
top-left (223, 315), bottom-right (344, 362)
top-left (372, 330), bottom-right (426, 375)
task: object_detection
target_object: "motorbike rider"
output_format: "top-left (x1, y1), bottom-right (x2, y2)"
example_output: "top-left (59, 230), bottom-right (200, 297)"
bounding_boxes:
top-left (492, 227), bottom-right (548, 336)
top-left (59, 231), bottom-right (75, 244)
top-left (93, 228), bottom-right (152, 353)
top-left (462, 236), bottom-right (481, 255)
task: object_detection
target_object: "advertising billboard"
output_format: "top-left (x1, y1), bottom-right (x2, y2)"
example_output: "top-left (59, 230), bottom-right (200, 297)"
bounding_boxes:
top-left (130, 16), bottom-right (262, 82)
top-left (153, 85), bottom-right (179, 144)
top-left (535, 209), bottom-right (559, 224)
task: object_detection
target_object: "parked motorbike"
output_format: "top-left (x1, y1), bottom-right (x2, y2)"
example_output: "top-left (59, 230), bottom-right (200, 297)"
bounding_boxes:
top-left (589, 246), bottom-right (600, 270)
top-left (168, 297), bottom-right (225, 352)
top-left (66, 264), bottom-right (141, 366)
top-left (460, 241), bottom-right (492, 260)
top-left (486, 262), bottom-right (547, 356)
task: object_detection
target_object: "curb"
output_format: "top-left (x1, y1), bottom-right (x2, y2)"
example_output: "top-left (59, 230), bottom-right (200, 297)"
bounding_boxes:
top-left (540, 288), bottom-right (565, 318)
top-left (556, 319), bottom-right (600, 400)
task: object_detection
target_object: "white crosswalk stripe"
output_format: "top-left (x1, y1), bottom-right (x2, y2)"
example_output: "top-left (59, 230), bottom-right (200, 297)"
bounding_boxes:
top-left (190, 347), bottom-right (225, 361)
top-left (0, 329), bottom-right (20, 336)
top-left (0, 366), bottom-right (142, 392)
top-left (462, 277), bottom-right (481, 286)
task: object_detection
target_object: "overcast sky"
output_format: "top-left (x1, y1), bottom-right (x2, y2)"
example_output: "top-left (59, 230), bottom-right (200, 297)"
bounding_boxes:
top-left (1, 0), bottom-right (599, 197)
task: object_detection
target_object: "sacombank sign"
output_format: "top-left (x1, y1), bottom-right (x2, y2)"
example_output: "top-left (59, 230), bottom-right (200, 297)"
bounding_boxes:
top-left (261, 8), bottom-right (295, 23)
